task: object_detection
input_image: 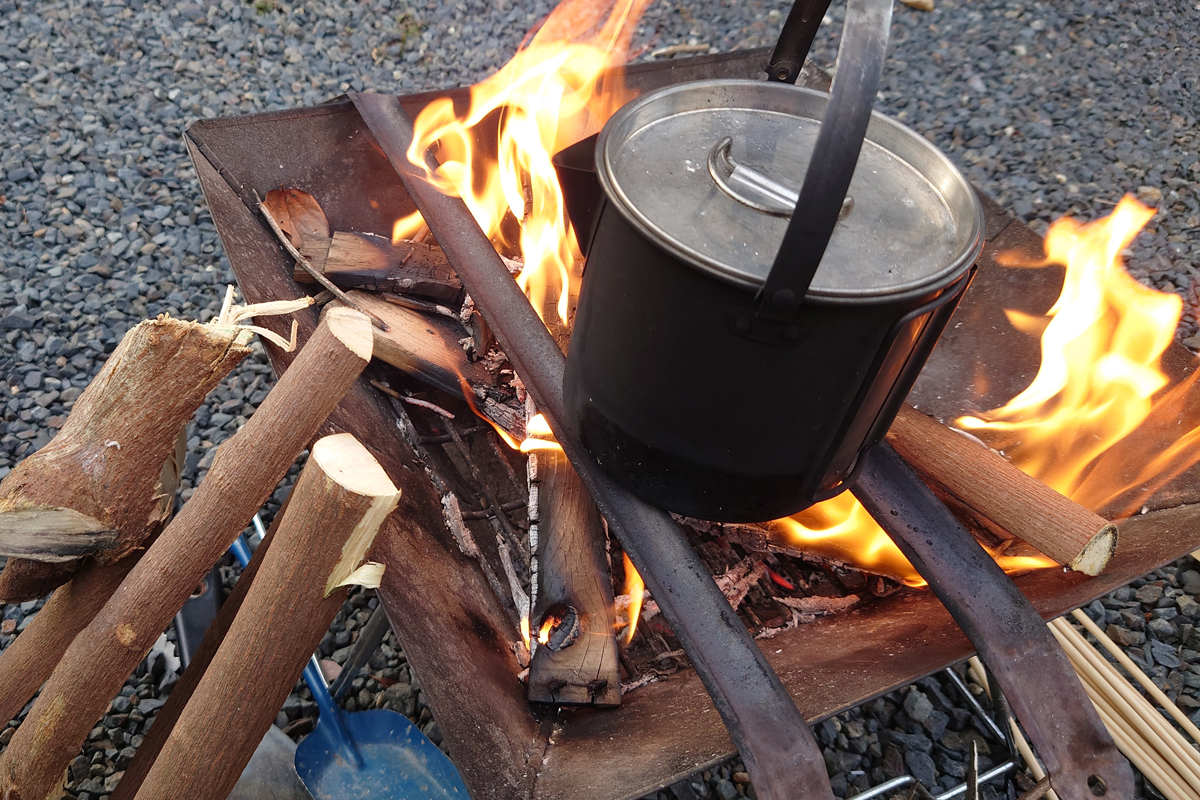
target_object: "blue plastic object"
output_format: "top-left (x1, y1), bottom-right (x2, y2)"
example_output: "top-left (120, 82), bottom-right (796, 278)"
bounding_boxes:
top-left (230, 529), bottom-right (469, 800)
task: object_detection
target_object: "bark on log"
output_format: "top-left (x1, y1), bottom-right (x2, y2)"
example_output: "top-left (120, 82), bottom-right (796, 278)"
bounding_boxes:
top-left (0, 554), bottom-right (137, 726)
top-left (527, 447), bottom-right (621, 706)
top-left (133, 433), bottom-right (399, 800)
top-left (886, 404), bottom-right (1118, 575)
top-left (294, 231), bottom-right (463, 303)
top-left (0, 433), bottom-right (185, 721)
top-left (110, 508), bottom-right (283, 800)
top-left (0, 317), bottom-right (249, 598)
top-left (0, 308), bottom-right (372, 800)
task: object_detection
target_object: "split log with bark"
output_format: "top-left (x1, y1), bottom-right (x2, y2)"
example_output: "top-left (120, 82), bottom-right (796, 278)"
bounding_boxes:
top-left (0, 307), bottom-right (372, 800)
top-left (133, 433), bottom-right (399, 800)
top-left (885, 404), bottom-right (1118, 575)
top-left (0, 316), bottom-right (250, 600)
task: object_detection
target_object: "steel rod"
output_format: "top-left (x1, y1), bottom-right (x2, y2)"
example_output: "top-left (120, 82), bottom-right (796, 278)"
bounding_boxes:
top-left (854, 442), bottom-right (1134, 800)
top-left (350, 92), bottom-right (834, 800)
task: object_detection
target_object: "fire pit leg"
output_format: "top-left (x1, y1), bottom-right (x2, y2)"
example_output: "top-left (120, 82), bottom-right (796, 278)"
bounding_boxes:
top-left (854, 441), bottom-right (1134, 800)
top-left (350, 93), bottom-right (835, 800)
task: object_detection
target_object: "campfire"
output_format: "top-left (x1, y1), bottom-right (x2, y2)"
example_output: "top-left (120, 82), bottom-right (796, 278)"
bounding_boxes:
top-left (3, 0), bottom-right (1200, 798)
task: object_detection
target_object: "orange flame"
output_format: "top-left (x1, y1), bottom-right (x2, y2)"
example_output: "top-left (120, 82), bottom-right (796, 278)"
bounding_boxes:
top-left (520, 412), bottom-right (565, 452)
top-left (520, 614), bottom-right (531, 648)
top-left (405, 0), bottom-right (651, 324)
top-left (958, 195), bottom-right (1197, 515)
top-left (391, 210), bottom-right (426, 244)
top-left (775, 494), bottom-right (927, 587)
top-left (622, 552), bottom-right (644, 644)
top-left (776, 495), bottom-right (1058, 586)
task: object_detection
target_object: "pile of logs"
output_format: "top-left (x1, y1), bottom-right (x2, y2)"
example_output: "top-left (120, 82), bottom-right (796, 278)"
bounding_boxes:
top-left (0, 301), bottom-right (396, 799)
top-left (0, 185), bottom-right (1125, 799)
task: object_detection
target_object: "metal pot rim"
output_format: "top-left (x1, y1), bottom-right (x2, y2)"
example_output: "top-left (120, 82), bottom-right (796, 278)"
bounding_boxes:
top-left (595, 80), bottom-right (985, 303)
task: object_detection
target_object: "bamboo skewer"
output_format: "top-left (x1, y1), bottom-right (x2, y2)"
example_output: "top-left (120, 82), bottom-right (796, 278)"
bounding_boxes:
top-left (1069, 608), bottom-right (1200, 744)
top-left (1049, 621), bottom-right (1200, 794)
top-left (1050, 620), bottom-right (1200, 779)
top-left (1093, 700), bottom-right (1191, 800)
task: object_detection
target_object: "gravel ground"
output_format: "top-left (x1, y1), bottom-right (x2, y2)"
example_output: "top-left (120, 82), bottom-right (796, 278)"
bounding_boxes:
top-left (1, 0), bottom-right (1199, 798)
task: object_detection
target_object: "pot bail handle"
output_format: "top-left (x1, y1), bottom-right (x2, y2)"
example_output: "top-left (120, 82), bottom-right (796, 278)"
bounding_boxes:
top-left (765, 0), bottom-right (835, 84)
top-left (758, 0), bottom-right (892, 317)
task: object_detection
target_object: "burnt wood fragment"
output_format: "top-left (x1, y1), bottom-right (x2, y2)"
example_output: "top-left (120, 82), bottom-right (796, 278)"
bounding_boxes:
top-left (295, 231), bottom-right (463, 303)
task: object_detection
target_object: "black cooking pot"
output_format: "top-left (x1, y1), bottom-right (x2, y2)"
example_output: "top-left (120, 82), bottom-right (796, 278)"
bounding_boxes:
top-left (556, 0), bottom-right (983, 522)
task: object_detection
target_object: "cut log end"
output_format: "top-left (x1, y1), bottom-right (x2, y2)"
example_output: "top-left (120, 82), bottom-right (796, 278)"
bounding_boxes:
top-left (313, 434), bottom-right (401, 595)
top-left (322, 306), bottom-right (374, 361)
top-left (1068, 523), bottom-right (1118, 576)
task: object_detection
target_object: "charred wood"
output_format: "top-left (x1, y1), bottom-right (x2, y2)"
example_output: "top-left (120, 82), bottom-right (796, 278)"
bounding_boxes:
top-left (295, 231), bottom-right (464, 304)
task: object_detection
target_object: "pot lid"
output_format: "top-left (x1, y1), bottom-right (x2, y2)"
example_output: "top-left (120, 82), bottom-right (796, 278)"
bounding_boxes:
top-left (595, 80), bottom-right (983, 299)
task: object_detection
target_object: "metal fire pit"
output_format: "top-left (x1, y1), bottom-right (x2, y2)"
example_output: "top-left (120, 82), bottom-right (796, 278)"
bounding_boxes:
top-left (186, 49), bottom-right (1200, 800)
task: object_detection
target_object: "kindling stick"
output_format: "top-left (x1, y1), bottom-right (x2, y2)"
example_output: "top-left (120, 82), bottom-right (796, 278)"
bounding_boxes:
top-left (351, 92), bottom-right (835, 800)
top-left (886, 405), bottom-right (1117, 575)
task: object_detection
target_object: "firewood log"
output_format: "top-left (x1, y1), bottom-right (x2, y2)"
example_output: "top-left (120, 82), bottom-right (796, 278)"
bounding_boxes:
top-left (0, 318), bottom-right (249, 599)
top-left (886, 404), bottom-right (1118, 575)
top-left (527, 447), bottom-right (621, 706)
top-left (133, 433), bottom-right (399, 800)
top-left (0, 307), bottom-right (372, 800)
top-left (0, 554), bottom-right (136, 726)
top-left (109, 506), bottom-right (283, 800)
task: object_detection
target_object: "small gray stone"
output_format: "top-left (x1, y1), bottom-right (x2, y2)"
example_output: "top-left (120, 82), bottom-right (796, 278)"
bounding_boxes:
top-left (1181, 570), bottom-right (1200, 595)
top-left (904, 689), bottom-right (934, 723)
top-left (1149, 617), bottom-right (1177, 639)
top-left (905, 750), bottom-right (937, 788)
top-left (714, 778), bottom-right (738, 800)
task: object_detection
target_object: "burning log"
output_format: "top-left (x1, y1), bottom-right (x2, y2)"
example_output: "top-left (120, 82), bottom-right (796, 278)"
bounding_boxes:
top-left (0, 307), bottom-right (373, 800)
top-left (294, 231), bottom-right (464, 303)
top-left (0, 316), bottom-right (251, 599)
top-left (527, 446), bottom-right (622, 707)
top-left (133, 433), bottom-right (399, 800)
top-left (886, 404), bottom-right (1118, 575)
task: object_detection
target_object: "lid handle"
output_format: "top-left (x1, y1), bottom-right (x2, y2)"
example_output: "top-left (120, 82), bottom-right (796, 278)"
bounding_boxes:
top-left (758, 0), bottom-right (892, 317)
top-left (709, 137), bottom-right (855, 222)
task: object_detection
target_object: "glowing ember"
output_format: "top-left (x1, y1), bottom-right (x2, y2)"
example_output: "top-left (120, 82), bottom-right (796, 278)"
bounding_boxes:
top-left (622, 552), bottom-right (644, 644)
top-left (958, 195), bottom-right (1198, 515)
top-left (405, 0), bottom-right (652, 324)
top-left (520, 615), bottom-right (531, 648)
